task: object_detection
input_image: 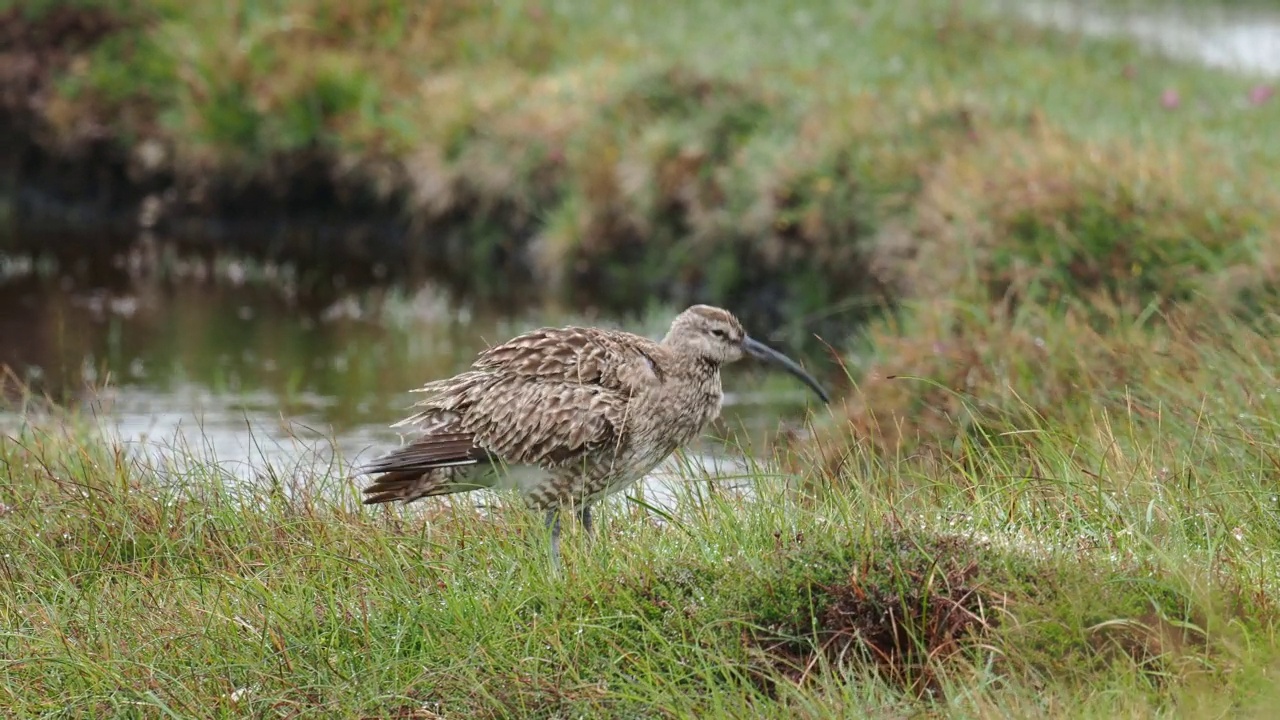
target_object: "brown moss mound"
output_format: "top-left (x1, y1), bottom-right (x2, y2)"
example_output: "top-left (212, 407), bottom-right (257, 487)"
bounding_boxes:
top-left (753, 533), bottom-right (998, 696)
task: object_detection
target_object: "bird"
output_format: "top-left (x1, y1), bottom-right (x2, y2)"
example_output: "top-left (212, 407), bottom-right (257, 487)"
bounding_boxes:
top-left (359, 304), bottom-right (831, 567)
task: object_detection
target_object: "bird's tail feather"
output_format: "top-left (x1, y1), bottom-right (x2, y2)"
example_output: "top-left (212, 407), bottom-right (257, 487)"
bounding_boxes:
top-left (359, 432), bottom-right (498, 505)
top-left (360, 468), bottom-right (495, 505)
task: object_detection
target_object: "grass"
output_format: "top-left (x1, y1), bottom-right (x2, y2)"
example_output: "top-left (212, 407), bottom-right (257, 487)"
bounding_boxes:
top-left (5, 305), bottom-right (1280, 717)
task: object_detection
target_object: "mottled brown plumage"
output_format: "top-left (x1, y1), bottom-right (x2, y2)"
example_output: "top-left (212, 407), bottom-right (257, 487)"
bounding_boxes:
top-left (360, 304), bottom-right (830, 564)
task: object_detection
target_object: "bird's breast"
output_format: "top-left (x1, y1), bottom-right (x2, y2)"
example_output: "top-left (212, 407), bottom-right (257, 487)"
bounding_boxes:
top-left (635, 373), bottom-right (721, 439)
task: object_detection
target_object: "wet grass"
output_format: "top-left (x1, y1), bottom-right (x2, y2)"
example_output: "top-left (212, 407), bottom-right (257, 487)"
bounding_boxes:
top-left (5, 304), bottom-right (1280, 716)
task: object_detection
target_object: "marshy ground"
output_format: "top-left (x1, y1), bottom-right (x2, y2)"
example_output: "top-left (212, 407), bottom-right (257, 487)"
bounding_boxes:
top-left (3, 0), bottom-right (1280, 717)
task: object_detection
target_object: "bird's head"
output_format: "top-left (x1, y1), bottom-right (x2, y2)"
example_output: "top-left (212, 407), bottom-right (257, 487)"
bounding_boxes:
top-left (663, 304), bottom-right (831, 404)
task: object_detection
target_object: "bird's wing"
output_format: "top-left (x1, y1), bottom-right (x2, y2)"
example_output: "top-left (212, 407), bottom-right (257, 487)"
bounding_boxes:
top-left (460, 327), bottom-right (665, 466)
top-left (367, 375), bottom-right (630, 483)
top-left (470, 326), bottom-right (665, 392)
top-left (456, 375), bottom-right (630, 468)
top-left (368, 327), bottom-right (657, 484)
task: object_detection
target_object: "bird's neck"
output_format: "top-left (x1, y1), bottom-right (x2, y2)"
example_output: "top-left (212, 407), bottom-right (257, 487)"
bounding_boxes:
top-left (691, 355), bottom-right (722, 378)
top-left (658, 344), bottom-right (710, 370)
top-left (660, 340), bottom-right (723, 379)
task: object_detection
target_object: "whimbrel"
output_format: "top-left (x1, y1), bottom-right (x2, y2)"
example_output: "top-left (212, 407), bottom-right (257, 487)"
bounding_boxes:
top-left (360, 304), bottom-right (830, 566)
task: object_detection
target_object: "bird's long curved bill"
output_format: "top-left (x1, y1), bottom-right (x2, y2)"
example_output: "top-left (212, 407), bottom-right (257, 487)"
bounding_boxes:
top-left (742, 337), bottom-right (831, 404)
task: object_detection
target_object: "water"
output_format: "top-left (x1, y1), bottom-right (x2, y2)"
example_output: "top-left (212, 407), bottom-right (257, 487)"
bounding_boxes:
top-left (0, 265), bottom-right (819, 508)
top-left (1013, 0), bottom-right (1280, 77)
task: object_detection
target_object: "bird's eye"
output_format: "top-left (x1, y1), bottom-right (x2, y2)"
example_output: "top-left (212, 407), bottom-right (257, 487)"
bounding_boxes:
top-left (711, 328), bottom-right (729, 340)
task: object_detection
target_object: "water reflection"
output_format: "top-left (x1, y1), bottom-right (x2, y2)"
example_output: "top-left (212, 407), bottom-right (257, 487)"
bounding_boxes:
top-left (1013, 0), bottom-right (1280, 76)
top-left (0, 273), bottom-right (817, 507)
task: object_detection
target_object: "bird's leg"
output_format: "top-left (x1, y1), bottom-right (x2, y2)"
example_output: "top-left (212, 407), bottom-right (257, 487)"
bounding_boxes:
top-left (578, 503), bottom-right (594, 537)
top-left (545, 508), bottom-right (562, 572)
